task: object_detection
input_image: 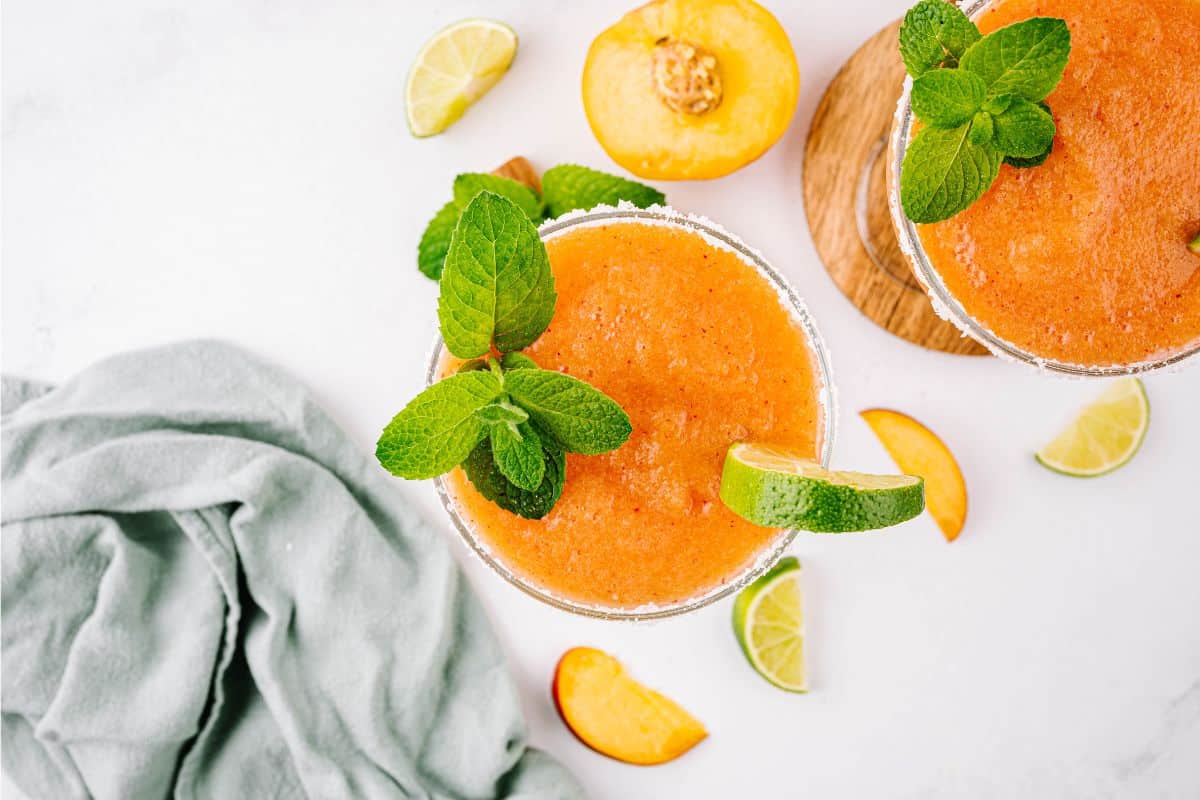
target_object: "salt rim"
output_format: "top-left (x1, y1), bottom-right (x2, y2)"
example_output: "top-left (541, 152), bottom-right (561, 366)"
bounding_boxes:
top-left (429, 202), bottom-right (838, 622)
top-left (886, 0), bottom-right (1200, 378)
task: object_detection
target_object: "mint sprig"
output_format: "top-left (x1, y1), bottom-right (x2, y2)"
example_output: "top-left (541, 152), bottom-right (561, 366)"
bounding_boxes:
top-left (380, 191), bottom-right (633, 518)
top-left (417, 164), bottom-right (663, 280)
top-left (899, 0), bottom-right (1070, 223)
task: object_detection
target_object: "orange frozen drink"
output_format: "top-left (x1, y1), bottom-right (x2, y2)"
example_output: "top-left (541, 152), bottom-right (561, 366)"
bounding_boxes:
top-left (441, 213), bottom-right (829, 611)
top-left (910, 0), bottom-right (1200, 368)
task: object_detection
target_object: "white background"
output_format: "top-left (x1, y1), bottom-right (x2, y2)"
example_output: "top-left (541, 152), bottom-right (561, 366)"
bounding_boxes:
top-left (4, 0), bottom-right (1200, 797)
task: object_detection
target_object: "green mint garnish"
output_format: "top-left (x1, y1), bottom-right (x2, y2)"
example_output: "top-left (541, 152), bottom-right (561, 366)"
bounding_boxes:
top-left (899, 2), bottom-right (1070, 223)
top-left (992, 98), bottom-right (1055, 158)
top-left (489, 420), bottom-right (546, 491)
top-left (911, 68), bottom-right (987, 128)
top-left (958, 18), bottom-right (1070, 102)
top-left (383, 191), bottom-right (634, 517)
top-left (1001, 101), bottom-right (1054, 167)
top-left (462, 431), bottom-right (566, 519)
top-left (899, 0), bottom-right (981, 76)
top-left (900, 124), bottom-right (1003, 223)
top-left (499, 352), bottom-right (538, 371)
top-left (418, 201), bottom-right (461, 280)
top-left (967, 111), bottom-right (994, 145)
top-left (418, 165), bottom-right (663, 280)
top-left (418, 174), bottom-right (541, 280)
top-left (504, 368), bottom-right (633, 455)
top-left (1189, 231), bottom-right (1200, 254)
top-left (541, 164), bottom-right (666, 219)
top-left (375, 370), bottom-right (504, 480)
top-left (453, 173), bottom-right (544, 220)
top-left (476, 399), bottom-right (529, 427)
top-left (438, 192), bottom-right (557, 359)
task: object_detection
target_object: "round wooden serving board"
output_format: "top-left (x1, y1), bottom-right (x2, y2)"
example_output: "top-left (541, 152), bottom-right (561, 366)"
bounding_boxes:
top-left (803, 21), bottom-right (988, 356)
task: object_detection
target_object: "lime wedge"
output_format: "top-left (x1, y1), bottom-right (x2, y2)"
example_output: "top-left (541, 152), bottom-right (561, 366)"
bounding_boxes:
top-left (719, 443), bottom-right (925, 532)
top-left (1035, 377), bottom-right (1149, 477)
top-left (733, 557), bottom-right (806, 692)
top-left (405, 19), bottom-right (517, 137)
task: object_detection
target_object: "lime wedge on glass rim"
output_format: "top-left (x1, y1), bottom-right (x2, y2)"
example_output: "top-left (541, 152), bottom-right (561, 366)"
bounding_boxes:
top-left (405, 19), bottom-right (518, 137)
top-left (1035, 377), bottom-right (1149, 477)
top-left (719, 443), bottom-right (925, 532)
top-left (733, 556), bottom-right (807, 692)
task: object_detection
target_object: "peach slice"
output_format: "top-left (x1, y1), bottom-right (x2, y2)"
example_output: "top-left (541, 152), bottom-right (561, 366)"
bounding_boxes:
top-left (860, 409), bottom-right (967, 542)
top-left (552, 647), bottom-right (707, 765)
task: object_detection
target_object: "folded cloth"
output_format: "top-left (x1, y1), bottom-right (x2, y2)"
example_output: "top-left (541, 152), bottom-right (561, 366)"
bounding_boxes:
top-left (1, 341), bottom-right (584, 800)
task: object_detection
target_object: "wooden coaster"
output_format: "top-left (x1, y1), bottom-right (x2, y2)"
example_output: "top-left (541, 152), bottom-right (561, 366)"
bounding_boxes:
top-left (803, 21), bottom-right (988, 356)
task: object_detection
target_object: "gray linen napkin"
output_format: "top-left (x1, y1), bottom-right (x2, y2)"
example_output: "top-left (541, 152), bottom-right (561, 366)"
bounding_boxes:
top-left (1, 341), bottom-right (583, 800)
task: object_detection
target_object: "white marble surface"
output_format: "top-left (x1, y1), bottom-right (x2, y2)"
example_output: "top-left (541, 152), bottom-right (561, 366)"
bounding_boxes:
top-left (4, 0), bottom-right (1200, 797)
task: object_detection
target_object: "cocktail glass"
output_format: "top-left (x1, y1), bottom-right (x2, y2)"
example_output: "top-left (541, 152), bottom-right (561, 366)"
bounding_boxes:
top-left (427, 206), bottom-right (836, 620)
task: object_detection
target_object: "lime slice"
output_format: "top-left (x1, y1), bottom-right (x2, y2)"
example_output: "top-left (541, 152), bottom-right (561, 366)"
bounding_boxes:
top-left (405, 19), bottom-right (518, 137)
top-left (733, 557), bottom-right (806, 692)
top-left (1035, 377), bottom-right (1149, 477)
top-left (719, 443), bottom-right (925, 532)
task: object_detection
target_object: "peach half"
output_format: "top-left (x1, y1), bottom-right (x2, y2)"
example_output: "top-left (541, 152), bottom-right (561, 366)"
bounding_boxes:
top-left (582, 0), bottom-right (800, 180)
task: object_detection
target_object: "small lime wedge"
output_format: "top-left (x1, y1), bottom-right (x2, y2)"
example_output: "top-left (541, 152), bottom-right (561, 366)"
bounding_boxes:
top-left (1035, 377), bottom-right (1149, 477)
top-left (405, 19), bottom-right (517, 137)
top-left (733, 557), bottom-right (806, 692)
top-left (719, 443), bottom-right (925, 532)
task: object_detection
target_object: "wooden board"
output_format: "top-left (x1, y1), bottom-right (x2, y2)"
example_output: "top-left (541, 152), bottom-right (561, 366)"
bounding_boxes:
top-left (803, 21), bottom-right (989, 356)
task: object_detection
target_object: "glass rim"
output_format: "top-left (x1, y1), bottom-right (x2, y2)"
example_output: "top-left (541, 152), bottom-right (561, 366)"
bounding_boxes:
top-left (428, 205), bottom-right (837, 621)
top-left (888, 0), bottom-right (1200, 377)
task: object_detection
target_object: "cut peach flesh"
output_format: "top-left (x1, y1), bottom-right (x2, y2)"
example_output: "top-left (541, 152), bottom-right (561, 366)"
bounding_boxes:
top-left (860, 409), bottom-right (967, 542)
top-left (582, 0), bottom-right (799, 180)
top-left (552, 647), bottom-right (707, 765)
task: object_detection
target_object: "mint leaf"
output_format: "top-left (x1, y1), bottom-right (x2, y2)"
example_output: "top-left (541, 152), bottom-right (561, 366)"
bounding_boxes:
top-left (453, 173), bottom-right (544, 221)
top-left (968, 111), bottom-right (994, 145)
top-left (490, 421), bottom-right (546, 491)
top-left (418, 201), bottom-right (460, 280)
top-left (899, 0), bottom-right (981, 77)
top-left (960, 17), bottom-right (1070, 102)
top-left (911, 68), bottom-right (987, 128)
top-left (993, 98), bottom-right (1055, 158)
top-left (476, 399), bottom-right (529, 427)
top-left (1002, 101), bottom-right (1054, 167)
top-left (900, 123), bottom-right (1003, 223)
top-left (462, 433), bottom-right (566, 519)
top-left (375, 370), bottom-right (503, 479)
top-left (418, 174), bottom-right (543, 281)
top-left (504, 368), bottom-right (632, 455)
top-left (437, 192), bottom-right (557, 358)
top-left (500, 352), bottom-right (538, 371)
top-left (541, 165), bottom-right (665, 219)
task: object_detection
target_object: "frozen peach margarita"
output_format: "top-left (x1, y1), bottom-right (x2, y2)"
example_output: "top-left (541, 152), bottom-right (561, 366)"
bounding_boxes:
top-left (902, 0), bottom-right (1200, 369)
top-left (438, 211), bottom-right (831, 613)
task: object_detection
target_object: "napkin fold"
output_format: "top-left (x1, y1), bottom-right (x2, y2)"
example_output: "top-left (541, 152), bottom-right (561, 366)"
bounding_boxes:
top-left (1, 341), bottom-right (583, 800)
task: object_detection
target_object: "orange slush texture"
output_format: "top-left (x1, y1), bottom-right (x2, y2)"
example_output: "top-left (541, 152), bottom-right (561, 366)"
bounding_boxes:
top-left (445, 222), bottom-right (821, 609)
top-left (916, 0), bottom-right (1200, 365)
